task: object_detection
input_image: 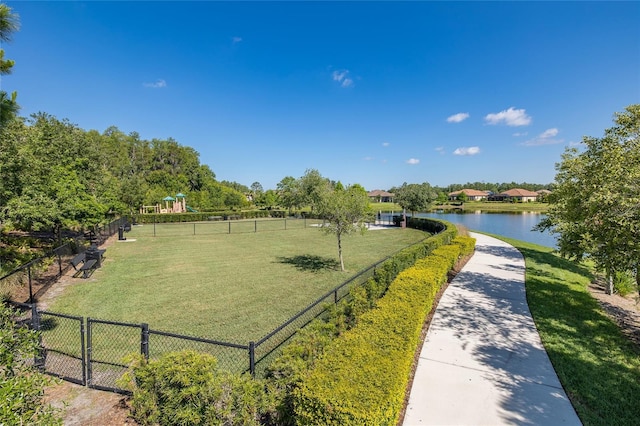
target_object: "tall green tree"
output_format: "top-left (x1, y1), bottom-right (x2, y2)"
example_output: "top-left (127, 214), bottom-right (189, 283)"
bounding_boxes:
top-left (316, 182), bottom-right (373, 271)
top-left (299, 169), bottom-right (329, 212)
top-left (394, 182), bottom-right (436, 216)
top-left (277, 176), bottom-right (301, 214)
top-left (0, 4), bottom-right (19, 126)
top-left (538, 105), bottom-right (640, 294)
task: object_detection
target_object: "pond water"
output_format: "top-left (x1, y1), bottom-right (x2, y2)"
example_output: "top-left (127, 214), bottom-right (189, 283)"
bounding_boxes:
top-left (382, 210), bottom-right (557, 248)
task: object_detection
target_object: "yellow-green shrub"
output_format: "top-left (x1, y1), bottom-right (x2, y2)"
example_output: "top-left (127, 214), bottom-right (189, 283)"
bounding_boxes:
top-left (452, 236), bottom-right (476, 257)
top-left (119, 351), bottom-right (274, 425)
top-left (293, 237), bottom-right (475, 425)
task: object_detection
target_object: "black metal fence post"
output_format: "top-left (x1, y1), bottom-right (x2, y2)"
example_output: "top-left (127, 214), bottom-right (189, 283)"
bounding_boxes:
top-left (80, 318), bottom-right (87, 386)
top-left (32, 304), bottom-right (45, 370)
top-left (254, 220), bottom-right (257, 233)
top-left (193, 223), bottom-right (196, 235)
top-left (27, 265), bottom-right (33, 304)
top-left (141, 323), bottom-right (149, 360)
top-left (228, 221), bottom-right (231, 234)
top-left (249, 341), bottom-right (255, 376)
top-left (87, 318), bottom-right (93, 386)
top-left (284, 218), bottom-right (287, 230)
top-left (57, 252), bottom-right (62, 277)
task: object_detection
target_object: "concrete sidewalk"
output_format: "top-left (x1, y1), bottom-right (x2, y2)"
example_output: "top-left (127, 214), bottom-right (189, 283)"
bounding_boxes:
top-left (403, 233), bottom-right (581, 425)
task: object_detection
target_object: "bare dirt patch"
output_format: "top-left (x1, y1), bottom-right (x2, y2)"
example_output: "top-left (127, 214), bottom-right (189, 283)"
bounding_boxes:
top-left (44, 380), bottom-right (134, 425)
top-left (587, 280), bottom-right (640, 348)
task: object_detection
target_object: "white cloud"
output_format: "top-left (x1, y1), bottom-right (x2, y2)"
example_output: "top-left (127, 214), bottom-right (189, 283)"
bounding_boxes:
top-left (332, 70), bottom-right (353, 88)
top-left (143, 79), bottom-right (167, 88)
top-left (446, 112), bottom-right (470, 123)
top-left (406, 158), bottom-right (420, 165)
top-left (382, 142), bottom-right (390, 147)
top-left (363, 156), bottom-right (374, 161)
top-left (453, 146), bottom-right (481, 156)
top-left (512, 132), bottom-right (528, 137)
top-left (484, 107), bottom-right (532, 126)
top-left (435, 147), bottom-right (445, 155)
top-left (522, 128), bottom-right (563, 146)
top-left (232, 36), bottom-right (243, 43)
top-left (540, 128), bottom-right (559, 138)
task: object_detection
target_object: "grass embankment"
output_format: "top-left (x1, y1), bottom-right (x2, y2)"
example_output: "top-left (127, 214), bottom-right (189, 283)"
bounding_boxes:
top-left (49, 224), bottom-right (427, 344)
top-left (493, 235), bottom-right (640, 425)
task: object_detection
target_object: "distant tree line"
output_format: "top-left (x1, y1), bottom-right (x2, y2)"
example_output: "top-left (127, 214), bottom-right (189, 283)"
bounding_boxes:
top-left (0, 113), bottom-right (250, 236)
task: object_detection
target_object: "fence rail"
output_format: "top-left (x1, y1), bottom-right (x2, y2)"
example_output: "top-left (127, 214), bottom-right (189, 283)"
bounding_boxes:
top-left (132, 217), bottom-right (324, 237)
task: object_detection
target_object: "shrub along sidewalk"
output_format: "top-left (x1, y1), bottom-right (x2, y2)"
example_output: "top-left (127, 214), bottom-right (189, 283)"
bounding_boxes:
top-left (292, 236), bottom-right (475, 425)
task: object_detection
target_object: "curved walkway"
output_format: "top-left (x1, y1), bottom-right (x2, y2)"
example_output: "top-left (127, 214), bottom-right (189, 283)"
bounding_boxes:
top-left (403, 232), bottom-right (581, 425)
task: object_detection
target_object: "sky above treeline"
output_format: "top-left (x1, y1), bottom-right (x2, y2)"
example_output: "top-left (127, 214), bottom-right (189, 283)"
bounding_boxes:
top-left (4, 1), bottom-right (639, 190)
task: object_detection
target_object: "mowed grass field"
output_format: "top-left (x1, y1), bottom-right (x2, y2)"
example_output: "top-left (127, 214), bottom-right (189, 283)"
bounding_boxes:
top-left (49, 221), bottom-right (427, 344)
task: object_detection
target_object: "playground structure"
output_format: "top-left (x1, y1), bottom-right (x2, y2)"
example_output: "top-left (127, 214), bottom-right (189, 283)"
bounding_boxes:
top-left (139, 193), bottom-right (197, 214)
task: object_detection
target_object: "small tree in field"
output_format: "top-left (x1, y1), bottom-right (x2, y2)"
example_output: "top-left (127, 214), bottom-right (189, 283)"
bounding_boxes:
top-left (317, 183), bottom-right (374, 271)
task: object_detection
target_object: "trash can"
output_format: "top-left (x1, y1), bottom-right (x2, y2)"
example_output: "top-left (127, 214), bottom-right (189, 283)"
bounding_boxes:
top-left (85, 245), bottom-right (102, 268)
top-left (118, 226), bottom-right (126, 241)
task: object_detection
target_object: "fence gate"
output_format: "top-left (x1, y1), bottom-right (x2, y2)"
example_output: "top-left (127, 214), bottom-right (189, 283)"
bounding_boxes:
top-left (87, 318), bottom-right (142, 393)
top-left (38, 311), bottom-right (86, 386)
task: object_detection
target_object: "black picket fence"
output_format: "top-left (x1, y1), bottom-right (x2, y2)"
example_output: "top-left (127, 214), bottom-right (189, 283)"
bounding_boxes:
top-left (0, 217), bottom-right (130, 304)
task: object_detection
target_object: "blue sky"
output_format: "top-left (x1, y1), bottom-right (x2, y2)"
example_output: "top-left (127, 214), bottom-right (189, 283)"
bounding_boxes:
top-left (3, 1), bottom-right (639, 190)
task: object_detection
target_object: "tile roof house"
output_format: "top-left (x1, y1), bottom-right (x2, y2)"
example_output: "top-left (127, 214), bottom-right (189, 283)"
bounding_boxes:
top-left (448, 189), bottom-right (489, 201)
top-left (367, 190), bottom-right (395, 203)
top-left (489, 188), bottom-right (539, 202)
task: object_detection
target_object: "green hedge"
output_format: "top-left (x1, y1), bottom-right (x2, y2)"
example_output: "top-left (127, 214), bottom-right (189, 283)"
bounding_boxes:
top-left (264, 218), bottom-right (459, 424)
top-left (119, 351), bottom-right (275, 425)
top-left (293, 236), bottom-right (476, 425)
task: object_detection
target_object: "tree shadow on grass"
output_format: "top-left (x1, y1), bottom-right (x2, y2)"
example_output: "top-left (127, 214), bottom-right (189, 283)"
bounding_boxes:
top-left (517, 246), bottom-right (592, 279)
top-left (277, 255), bottom-right (340, 272)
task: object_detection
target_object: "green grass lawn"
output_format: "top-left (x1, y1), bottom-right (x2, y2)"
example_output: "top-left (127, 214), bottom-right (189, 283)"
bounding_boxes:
top-left (491, 235), bottom-right (640, 425)
top-left (49, 223), bottom-right (427, 344)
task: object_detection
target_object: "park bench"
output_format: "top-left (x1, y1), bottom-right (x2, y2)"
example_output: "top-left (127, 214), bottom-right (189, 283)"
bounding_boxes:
top-left (70, 253), bottom-right (86, 271)
top-left (78, 258), bottom-right (97, 279)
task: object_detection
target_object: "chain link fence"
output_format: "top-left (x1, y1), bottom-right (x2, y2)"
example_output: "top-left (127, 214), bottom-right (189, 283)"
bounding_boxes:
top-left (0, 217), bottom-right (130, 303)
top-left (9, 217), bottom-right (449, 394)
top-left (39, 311), bottom-right (86, 385)
top-left (130, 217), bottom-right (322, 237)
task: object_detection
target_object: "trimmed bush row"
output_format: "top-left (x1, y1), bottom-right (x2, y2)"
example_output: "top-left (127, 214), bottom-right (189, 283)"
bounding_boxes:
top-left (264, 218), bottom-right (458, 424)
top-left (293, 236), bottom-right (476, 425)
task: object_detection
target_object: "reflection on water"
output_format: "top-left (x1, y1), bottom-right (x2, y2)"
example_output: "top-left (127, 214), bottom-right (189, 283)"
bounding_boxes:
top-left (381, 210), bottom-right (556, 248)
